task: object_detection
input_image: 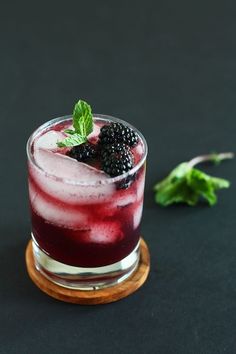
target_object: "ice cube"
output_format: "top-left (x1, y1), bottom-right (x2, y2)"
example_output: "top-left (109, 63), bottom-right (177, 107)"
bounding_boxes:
top-left (94, 202), bottom-right (117, 218)
top-left (136, 173), bottom-right (145, 201)
top-left (115, 193), bottom-right (137, 207)
top-left (32, 149), bottom-right (115, 204)
top-left (133, 142), bottom-right (144, 163)
top-left (34, 130), bottom-right (66, 150)
top-left (28, 180), bottom-right (37, 205)
top-left (34, 149), bottom-right (109, 181)
top-left (87, 122), bottom-right (101, 143)
top-left (134, 142), bottom-right (144, 156)
top-left (88, 221), bottom-right (124, 243)
top-left (29, 181), bottom-right (88, 228)
top-left (133, 203), bottom-right (143, 229)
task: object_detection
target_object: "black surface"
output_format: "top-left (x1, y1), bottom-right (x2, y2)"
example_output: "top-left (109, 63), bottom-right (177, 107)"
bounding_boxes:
top-left (1, 1), bottom-right (236, 353)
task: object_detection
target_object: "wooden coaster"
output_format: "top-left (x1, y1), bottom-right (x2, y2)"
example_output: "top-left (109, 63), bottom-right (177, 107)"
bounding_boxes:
top-left (25, 238), bottom-right (150, 305)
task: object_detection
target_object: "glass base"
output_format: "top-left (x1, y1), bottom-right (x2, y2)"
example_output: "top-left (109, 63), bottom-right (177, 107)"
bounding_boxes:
top-left (32, 237), bottom-right (140, 290)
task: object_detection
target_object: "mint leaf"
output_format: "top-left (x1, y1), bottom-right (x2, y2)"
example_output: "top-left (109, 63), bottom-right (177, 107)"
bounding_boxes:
top-left (154, 163), bottom-right (199, 206)
top-left (210, 176), bottom-right (230, 189)
top-left (154, 163), bottom-right (190, 192)
top-left (187, 168), bottom-right (230, 206)
top-left (57, 99), bottom-right (93, 147)
top-left (64, 129), bottom-right (76, 135)
top-left (57, 134), bottom-right (86, 147)
top-left (154, 153), bottom-right (232, 207)
top-left (73, 100), bottom-right (93, 137)
top-left (155, 178), bottom-right (199, 206)
top-left (187, 168), bottom-right (217, 206)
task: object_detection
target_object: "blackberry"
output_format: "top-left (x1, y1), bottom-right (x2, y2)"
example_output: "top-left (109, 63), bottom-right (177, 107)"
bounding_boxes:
top-left (99, 122), bottom-right (139, 147)
top-left (67, 142), bottom-right (97, 162)
top-left (101, 143), bottom-right (134, 177)
top-left (101, 143), bottom-right (127, 160)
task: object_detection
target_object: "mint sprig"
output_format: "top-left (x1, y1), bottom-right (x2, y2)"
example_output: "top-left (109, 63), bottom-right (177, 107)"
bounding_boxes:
top-left (154, 152), bottom-right (234, 206)
top-left (57, 100), bottom-right (93, 147)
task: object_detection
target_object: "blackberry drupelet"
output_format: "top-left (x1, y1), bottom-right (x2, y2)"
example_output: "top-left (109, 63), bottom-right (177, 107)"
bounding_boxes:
top-left (67, 142), bottom-right (97, 162)
top-left (101, 143), bottom-right (134, 177)
top-left (99, 122), bottom-right (139, 147)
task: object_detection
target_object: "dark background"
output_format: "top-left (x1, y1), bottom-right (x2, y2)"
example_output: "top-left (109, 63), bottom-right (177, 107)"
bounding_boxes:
top-left (1, 1), bottom-right (236, 353)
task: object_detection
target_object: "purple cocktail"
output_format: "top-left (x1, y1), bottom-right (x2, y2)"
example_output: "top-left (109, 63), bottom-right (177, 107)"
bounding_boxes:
top-left (27, 104), bottom-right (147, 289)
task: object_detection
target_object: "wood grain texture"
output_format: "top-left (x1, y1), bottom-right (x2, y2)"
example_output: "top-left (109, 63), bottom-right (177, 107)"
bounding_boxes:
top-left (25, 238), bottom-right (150, 305)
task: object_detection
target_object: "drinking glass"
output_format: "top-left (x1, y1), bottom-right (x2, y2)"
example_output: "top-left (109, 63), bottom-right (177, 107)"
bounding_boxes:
top-left (27, 114), bottom-right (148, 289)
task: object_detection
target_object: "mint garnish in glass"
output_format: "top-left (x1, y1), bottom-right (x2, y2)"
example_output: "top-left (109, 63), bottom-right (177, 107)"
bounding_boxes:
top-left (57, 100), bottom-right (93, 147)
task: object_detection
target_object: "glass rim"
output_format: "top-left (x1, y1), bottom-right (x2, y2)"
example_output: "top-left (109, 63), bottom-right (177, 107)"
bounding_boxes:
top-left (26, 114), bottom-right (148, 186)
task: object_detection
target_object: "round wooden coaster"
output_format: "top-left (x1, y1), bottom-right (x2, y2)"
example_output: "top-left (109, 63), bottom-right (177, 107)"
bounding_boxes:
top-left (25, 238), bottom-right (150, 305)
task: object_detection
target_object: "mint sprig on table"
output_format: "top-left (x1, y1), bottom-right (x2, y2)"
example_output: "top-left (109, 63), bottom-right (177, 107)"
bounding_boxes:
top-left (154, 152), bottom-right (234, 206)
top-left (57, 100), bottom-right (93, 147)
